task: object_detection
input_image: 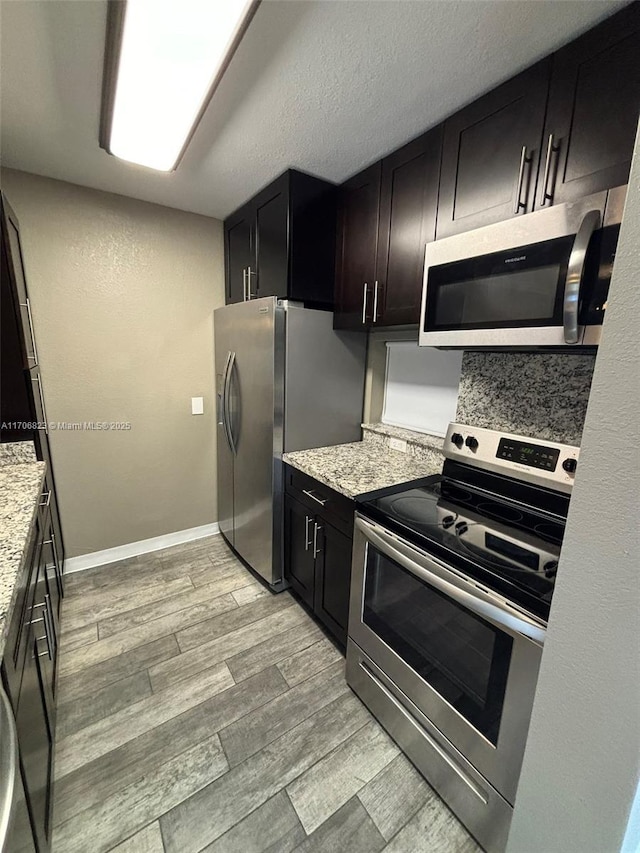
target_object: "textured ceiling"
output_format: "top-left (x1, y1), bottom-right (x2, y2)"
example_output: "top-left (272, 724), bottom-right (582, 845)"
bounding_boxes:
top-left (0, 0), bottom-right (629, 220)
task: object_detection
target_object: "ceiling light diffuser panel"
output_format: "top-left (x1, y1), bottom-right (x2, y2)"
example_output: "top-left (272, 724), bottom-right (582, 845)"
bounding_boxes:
top-left (101, 0), bottom-right (259, 171)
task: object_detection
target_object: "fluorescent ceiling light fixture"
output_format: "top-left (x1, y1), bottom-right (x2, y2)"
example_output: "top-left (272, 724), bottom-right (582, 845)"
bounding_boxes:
top-left (100, 0), bottom-right (259, 172)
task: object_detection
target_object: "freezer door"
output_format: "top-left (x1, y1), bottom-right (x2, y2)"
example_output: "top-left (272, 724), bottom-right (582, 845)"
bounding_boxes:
top-left (213, 298), bottom-right (283, 585)
top-left (214, 315), bottom-right (235, 546)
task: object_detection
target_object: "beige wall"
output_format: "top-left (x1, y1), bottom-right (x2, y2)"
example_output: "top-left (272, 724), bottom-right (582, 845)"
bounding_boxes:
top-left (1, 169), bottom-right (225, 558)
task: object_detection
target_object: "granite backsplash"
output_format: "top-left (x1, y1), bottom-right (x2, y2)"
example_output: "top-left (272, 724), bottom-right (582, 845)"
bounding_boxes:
top-left (455, 352), bottom-right (595, 446)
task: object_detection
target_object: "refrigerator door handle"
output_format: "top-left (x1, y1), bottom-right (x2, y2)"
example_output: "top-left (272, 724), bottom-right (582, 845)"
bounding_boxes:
top-left (221, 351), bottom-right (235, 453)
top-left (223, 351), bottom-right (237, 455)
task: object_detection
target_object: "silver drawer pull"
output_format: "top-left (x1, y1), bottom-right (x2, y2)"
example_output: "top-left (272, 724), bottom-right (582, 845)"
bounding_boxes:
top-left (40, 490), bottom-right (52, 508)
top-left (303, 489), bottom-right (327, 507)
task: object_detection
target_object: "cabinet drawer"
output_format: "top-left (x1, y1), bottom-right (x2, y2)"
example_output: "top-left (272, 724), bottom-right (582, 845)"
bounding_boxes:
top-left (285, 465), bottom-right (355, 538)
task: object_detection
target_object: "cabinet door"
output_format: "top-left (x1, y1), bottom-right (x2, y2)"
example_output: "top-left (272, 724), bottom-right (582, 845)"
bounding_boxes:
top-left (437, 61), bottom-right (550, 238)
top-left (376, 127), bottom-right (443, 327)
top-left (334, 162), bottom-right (381, 330)
top-left (225, 207), bottom-right (253, 304)
top-left (284, 495), bottom-right (316, 609)
top-left (16, 629), bottom-right (54, 853)
top-left (255, 187), bottom-right (289, 299)
top-left (536, 5), bottom-right (640, 209)
top-left (1, 195), bottom-right (37, 369)
top-left (314, 520), bottom-right (353, 647)
top-left (32, 561), bottom-right (56, 723)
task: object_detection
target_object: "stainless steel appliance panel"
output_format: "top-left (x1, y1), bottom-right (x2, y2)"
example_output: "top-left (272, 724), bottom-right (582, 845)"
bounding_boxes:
top-left (284, 304), bottom-right (367, 452)
top-left (419, 189), bottom-right (619, 349)
top-left (223, 298), bottom-right (280, 584)
top-left (348, 514), bottom-right (544, 804)
top-left (347, 641), bottom-right (512, 853)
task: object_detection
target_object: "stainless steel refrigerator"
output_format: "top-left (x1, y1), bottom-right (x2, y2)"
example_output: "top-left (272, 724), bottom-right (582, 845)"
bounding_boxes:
top-left (214, 297), bottom-right (367, 590)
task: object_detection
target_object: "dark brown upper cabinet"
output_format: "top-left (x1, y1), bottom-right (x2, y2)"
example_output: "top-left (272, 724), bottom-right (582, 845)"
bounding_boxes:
top-left (333, 162), bottom-right (381, 329)
top-left (225, 205), bottom-right (253, 304)
top-left (376, 127), bottom-right (442, 327)
top-left (535, 3), bottom-right (640, 209)
top-left (437, 61), bottom-right (550, 239)
top-left (224, 169), bottom-right (336, 307)
top-left (334, 127), bottom-right (442, 330)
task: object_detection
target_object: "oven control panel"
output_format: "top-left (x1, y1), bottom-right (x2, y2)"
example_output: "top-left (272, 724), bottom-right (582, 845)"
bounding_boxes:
top-left (444, 423), bottom-right (580, 494)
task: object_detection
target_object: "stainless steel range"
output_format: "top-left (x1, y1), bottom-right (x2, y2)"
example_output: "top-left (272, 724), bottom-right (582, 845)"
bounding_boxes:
top-left (346, 422), bottom-right (579, 853)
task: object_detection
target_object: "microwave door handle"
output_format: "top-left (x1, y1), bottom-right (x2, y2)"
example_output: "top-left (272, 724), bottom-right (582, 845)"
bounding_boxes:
top-left (564, 210), bottom-right (600, 344)
top-left (358, 517), bottom-right (546, 645)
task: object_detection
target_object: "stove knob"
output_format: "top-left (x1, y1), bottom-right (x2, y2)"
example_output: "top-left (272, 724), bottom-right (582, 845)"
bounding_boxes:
top-left (465, 436), bottom-right (479, 451)
top-left (441, 514), bottom-right (455, 529)
top-left (451, 432), bottom-right (464, 448)
top-left (455, 521), bottom-right (468, 535)
top-left (562, 458), bottom-right (577, 474)
top-left (544, 560), bottom-right (558, 579)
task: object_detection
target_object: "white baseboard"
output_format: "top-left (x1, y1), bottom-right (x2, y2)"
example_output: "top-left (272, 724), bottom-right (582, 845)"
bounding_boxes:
top-left (64, 523), bottom-right (220, 575)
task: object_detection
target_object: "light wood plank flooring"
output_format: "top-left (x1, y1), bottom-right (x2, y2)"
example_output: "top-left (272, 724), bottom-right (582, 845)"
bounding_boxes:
top-left (53, 535), bottom-right (479, 852)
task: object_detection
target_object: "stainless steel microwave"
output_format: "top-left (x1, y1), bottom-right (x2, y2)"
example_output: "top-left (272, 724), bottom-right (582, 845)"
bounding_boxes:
top-left (419, 186), bottom-right (626, 350)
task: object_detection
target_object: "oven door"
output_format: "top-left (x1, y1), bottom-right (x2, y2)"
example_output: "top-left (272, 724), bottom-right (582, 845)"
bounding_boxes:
top-left (419, 190), bottom-right (608, 349)
top-left (348, 514), bottom-right (546, 803)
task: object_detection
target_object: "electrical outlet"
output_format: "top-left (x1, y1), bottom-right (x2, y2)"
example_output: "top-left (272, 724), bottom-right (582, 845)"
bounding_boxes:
top-left (191, 396), bottom-right (204, 415)
top-left (389, 437), bottom-right (407, 453)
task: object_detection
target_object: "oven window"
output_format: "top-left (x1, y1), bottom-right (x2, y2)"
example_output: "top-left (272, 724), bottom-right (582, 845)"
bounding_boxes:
top-left (363, 548), bottom-right (513, 744)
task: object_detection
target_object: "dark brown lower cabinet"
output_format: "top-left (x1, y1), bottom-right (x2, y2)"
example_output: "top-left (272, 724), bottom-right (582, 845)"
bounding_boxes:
top-left (284, 495), bottom-right (316, 610)
top-left (2, 493), bottom-right (60, 853)
top-left (15, 628), bottom-right (55, 852)
top-left (284, 465), bottom-right (354, 647)
top-left (313, 521), bottom-right (353, 646)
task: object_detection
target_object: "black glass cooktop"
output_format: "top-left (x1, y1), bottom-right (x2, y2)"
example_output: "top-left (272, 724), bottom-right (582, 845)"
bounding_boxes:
top-left (357, 466), bottom-right (568, 620)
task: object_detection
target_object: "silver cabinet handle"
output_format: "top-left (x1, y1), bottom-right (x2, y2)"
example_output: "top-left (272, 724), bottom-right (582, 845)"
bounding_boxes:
top-left (514, 145), bottom-right (532, 214)
top-left (357, 516), bottom-right (546, 644)
top-left (31, 373), bottom-right (49, 434)
top-left (40, 490), bottom-right (51, 508)
top-left (302, 489), bottom-right (327, 507)
top-left (247, 266), bottom-right (256, 300)
top-left (540, 133), bottom-right (560, 207)
top-left (0, 684), bottom-right (18, 851)
top-left (19, 297), bottom-right (39, 364)
top-left (44, 593), bottom-right (57, 647)
top-left (372, 281), bottom-right (380, 323)
top-left (242, 267), bottom-right (248, 302)
top-left (564, 209), bottom-right (600, 344)
top-left (313, 523), bottom-right (322, 559)
top-left (362, 282), bottom-right (369, 325)
top-left (304, 516), bottom-right (313, 551)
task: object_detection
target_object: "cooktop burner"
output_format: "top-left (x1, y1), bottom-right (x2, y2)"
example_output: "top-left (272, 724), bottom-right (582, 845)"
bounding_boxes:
top-left (357, 469), bottom-right (567, 620)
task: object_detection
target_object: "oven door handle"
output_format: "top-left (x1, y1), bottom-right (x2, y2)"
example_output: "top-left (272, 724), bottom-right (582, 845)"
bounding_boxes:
top-left (357, 517), bottom-right (546, 645)
top-left (564, 209), bottom-right (600, 344)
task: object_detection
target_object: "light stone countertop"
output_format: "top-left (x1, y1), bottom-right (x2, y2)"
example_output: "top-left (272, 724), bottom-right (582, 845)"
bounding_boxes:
top-left (0, 441), bottom-right (37, 466)
top-left (0, 460), bottom-right (47, 656)
top-left (283, 438), bottom-right (443, 499)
